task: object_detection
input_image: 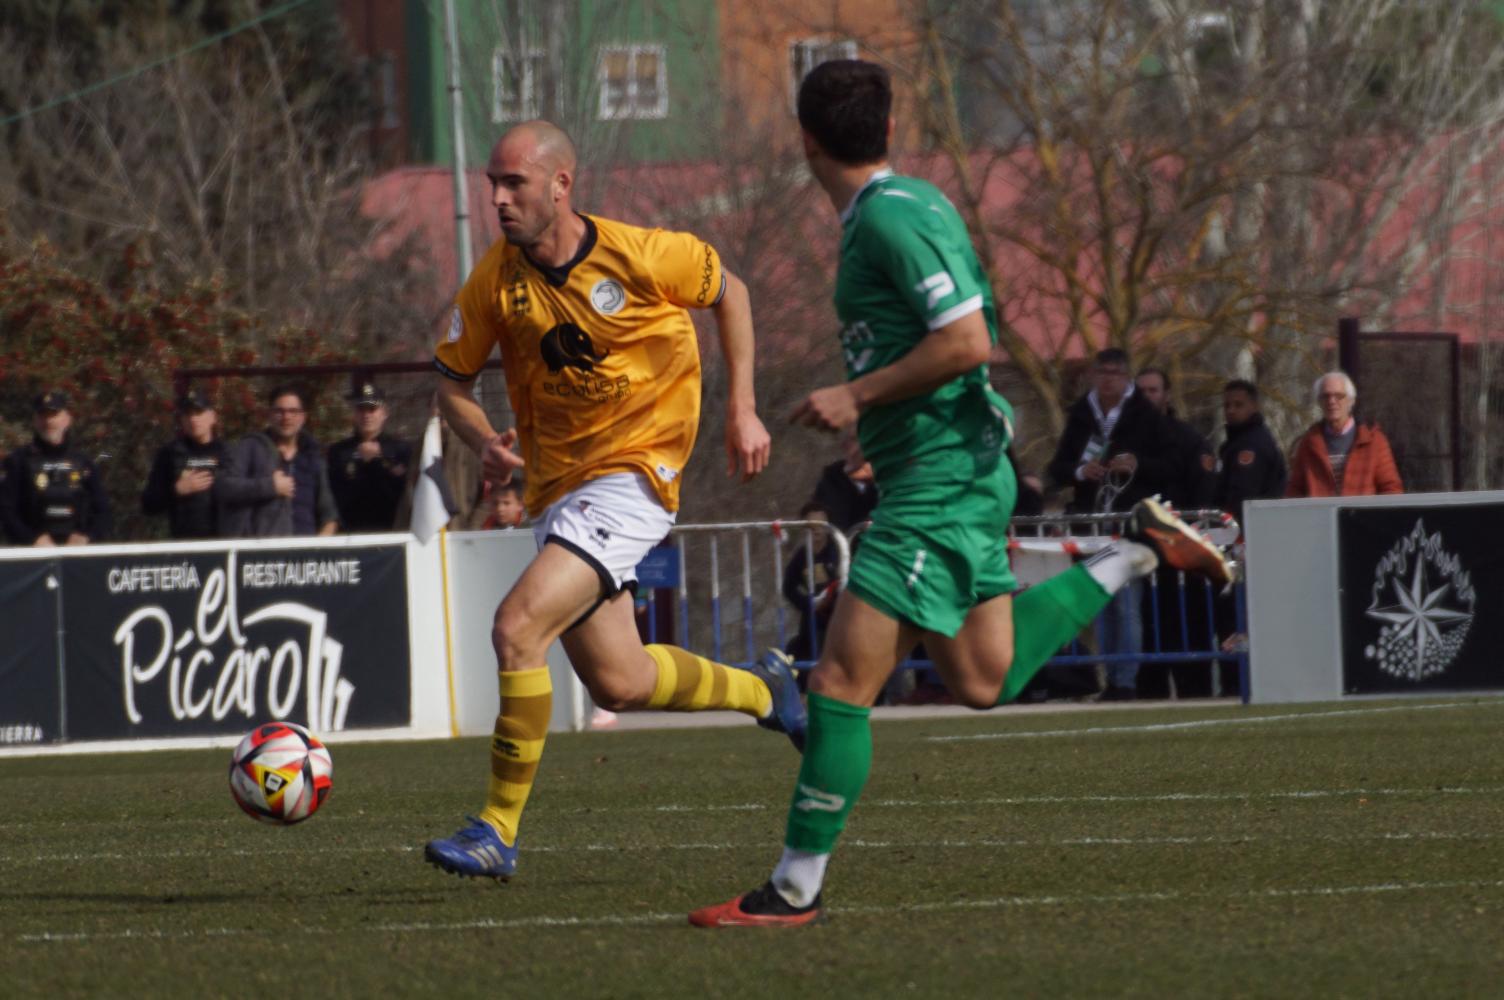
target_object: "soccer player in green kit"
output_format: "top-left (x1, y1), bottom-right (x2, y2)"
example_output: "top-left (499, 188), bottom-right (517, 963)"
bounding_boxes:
top-left (689, 59), bottom-right (1232, 927)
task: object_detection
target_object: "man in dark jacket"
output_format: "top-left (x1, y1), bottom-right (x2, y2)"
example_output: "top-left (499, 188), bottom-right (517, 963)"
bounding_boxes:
top-left (1215, 379), bottom-right (1288, 519)
top-left (141, 389), bottom-right (227, 539)
top-left (809, 432), bottom-right (878, 533)
top-left (1046, 350), bottom-right (1174, 700)
top-left (328, 383), bottom-right (412, 532)
top-left (1135, 367), bottom-right (1215, 510)
top-left (1046, 349), bottom-right (1174, 514)
top-left (0, 391), bottom-right (110, 546)
top-left (217, 385), bottom-right (339, 538)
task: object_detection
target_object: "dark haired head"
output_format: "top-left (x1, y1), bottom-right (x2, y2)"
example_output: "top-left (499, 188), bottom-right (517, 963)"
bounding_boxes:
top-left (799, 500), bottom-right (830, 520)
top-left (267, 384), bottom-right (308, 409)
top-left (1095, 348), bottom-right (1130, 369)
top-left (1224, 379), bottom-right (1259, 400)
top-left (1136, 366), bottom-right (1170, 391)
top-left (796, 59), bottom-right (891, 165)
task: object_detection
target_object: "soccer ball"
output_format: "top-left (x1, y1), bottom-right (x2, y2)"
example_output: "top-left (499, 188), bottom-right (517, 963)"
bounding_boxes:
top-left (228, 722), bottom-right (333, 825)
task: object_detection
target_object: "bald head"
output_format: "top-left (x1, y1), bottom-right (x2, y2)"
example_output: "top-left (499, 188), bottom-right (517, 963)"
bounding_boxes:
top-left (492, 120), bottom-right (577, 174)
top-left (486, 120), bottom-right (579, 249)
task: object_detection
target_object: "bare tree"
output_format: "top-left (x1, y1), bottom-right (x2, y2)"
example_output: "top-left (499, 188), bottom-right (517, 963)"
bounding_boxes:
top-left (0, 15), bottom-right (431, 360)
top-left (913, 0), bottom-right (1504, 479)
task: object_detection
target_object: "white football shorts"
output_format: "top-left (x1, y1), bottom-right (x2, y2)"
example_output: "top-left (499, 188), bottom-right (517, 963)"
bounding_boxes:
top-left (532, 472), bottom-right (676, 595)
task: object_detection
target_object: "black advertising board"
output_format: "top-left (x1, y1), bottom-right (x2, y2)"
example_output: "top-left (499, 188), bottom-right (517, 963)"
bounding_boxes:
top-left (0, 559), bottom-right (62, 745)
top-left (1339, 505), bottom-right (1504, 694)
top-left (60, 546), bottom-right (412, 740)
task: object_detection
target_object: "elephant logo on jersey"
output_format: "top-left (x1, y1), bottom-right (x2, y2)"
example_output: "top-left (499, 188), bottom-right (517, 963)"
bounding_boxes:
top-left (540, 323), bottom-right (610, 374)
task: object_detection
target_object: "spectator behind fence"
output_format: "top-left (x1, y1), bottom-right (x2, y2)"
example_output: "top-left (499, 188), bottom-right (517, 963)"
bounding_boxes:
top-left (1047, 349), bottom-right (1173, 701)
top-left (781, 502), bottom-right (841, 664)
top-left (1216, 379), bottom-right (1287, 518)
top-left (478, 478), bottom-right (526, 529)
top-left (1286, 371), bottom-right (1403, 498)
top-left (218, 385), bottom-right (339, 538)
top-left (810, 431), bottom-right (877, 532)
top-left (1132, 369), bottom-right (1218, 700)
top-left (0, 391), bottom-right (111, 546)
top-left (1047, 348), bottom-right (1173, 514)
top-left (140, 389), bottom-right (226, 539)
top-left (328, 383), bottom-right (412, 532)
top-left (1009, 447), bottom-right (1045, 518)
top-left (1134, 367), bottom-right (1216, 510)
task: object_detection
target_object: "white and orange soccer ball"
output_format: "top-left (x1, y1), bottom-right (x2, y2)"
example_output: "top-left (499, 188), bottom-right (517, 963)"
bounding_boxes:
top-left (228, 722), bottom-right (333, 825)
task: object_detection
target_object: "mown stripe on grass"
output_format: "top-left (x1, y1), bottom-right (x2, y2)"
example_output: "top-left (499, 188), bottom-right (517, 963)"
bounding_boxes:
top-left (20, 878), bottom-right (1504, 943)
top-left (3, 829), bottom-right (1497, 866)
top-left (928, 700), bottom-right (1500, 742)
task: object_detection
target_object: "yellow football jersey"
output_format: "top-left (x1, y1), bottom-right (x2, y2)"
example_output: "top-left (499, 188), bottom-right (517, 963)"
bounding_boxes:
top-left (434, 214), bottom-right (725, 514)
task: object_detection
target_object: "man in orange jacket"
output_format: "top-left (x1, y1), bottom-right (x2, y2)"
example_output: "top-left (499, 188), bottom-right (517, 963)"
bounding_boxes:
top-left (1286, 371), bottom-right (1404, 497)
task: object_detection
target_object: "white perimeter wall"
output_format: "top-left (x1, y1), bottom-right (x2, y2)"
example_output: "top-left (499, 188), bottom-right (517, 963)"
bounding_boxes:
top-left (1244, 490), bottom-right (1504, 703)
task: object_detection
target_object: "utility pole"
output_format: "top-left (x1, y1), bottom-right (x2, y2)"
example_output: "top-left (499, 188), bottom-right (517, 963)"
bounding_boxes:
top-left (442, 0), bottom-right (473, 285)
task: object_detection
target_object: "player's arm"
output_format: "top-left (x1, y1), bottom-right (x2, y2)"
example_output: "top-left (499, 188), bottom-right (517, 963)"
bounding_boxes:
top-left (435, 377), bottom-right (522, 487)
top-left (709, 270), bottom-right (771, 481)
top-left (792, 309), bottom-right (990, 432)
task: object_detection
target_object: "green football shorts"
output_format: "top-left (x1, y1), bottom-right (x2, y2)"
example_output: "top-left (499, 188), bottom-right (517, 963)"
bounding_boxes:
top-left (845, 459), bottom-right (1018, 638)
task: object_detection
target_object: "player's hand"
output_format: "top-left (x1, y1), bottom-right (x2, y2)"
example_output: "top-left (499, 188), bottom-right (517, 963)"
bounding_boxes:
top-left (272, 470), bottom-right (296, 498)
top-left (65, 533), bottom-right (88, 546)
top-left (1080, 461), bottom-right (1107, 482)
top-left (791, 384), bottom-right (859, 433)
top-left (175, 469), bottom-right (214, 496)
top-left (356, 440), bottom-right (382, 462)
top-left (725, 407), bottom-right (771, 482)
top-left (32, 534), bottom-right (56, 547)
top-left (481, 428), bottom-right (524, 487)
top-left (1108, 453), bottom-right (1138, 474)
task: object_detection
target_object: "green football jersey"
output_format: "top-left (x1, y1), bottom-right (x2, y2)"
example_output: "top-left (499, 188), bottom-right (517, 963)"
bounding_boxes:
top-left (834, 170), bottom-right (1009, 486)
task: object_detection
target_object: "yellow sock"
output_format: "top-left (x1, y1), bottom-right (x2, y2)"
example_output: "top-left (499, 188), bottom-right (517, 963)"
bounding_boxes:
top-left (643, 644), bottom-right (772, 718)
top-left (480, 666), bottom-right (552, 847)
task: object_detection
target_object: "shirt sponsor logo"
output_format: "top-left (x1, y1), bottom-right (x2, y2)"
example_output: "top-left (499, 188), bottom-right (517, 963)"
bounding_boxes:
top-left (540, 322), bottom-right (611, 374)
top-left (696, 244), bottom-right (715, 304)
top-left (590, 279), bottom-right (627, 315)
top-left (1237, 450), bottom-right (1256, 466)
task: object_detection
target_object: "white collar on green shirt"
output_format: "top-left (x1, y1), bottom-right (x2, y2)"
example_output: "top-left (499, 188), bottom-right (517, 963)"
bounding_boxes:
top-left (840, 167), bottom-right (896, 224)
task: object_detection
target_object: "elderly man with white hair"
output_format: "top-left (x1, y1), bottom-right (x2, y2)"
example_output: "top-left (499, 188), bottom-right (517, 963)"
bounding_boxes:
top-left (1286, 371), bottom-right (1404, 497)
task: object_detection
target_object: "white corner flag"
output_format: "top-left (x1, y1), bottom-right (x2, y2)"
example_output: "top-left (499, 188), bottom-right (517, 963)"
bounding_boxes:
top-left (412, 415), bottom-right (459, 543)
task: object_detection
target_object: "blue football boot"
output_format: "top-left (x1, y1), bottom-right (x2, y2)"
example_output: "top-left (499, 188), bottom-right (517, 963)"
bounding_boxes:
top-left (424, 816), bottom-right (518, 882)
top-left (748, 649), bottom-right (807, 753)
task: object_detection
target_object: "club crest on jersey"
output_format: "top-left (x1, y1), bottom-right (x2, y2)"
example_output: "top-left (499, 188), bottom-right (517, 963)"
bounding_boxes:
top-left (447, 308), bottom-right (463, 342)
top-left (590, 279), bottom-right (627, 315)
top-left (540, 322), bottom-right (610, 374)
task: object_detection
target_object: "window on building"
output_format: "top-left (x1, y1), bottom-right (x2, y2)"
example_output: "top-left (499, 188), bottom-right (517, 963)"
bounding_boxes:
top-left (492, 48), bottom-right (545, 123)
top-left (788, 37), bottom-right (858, 111)
top-left (598, 44), bottom-right (668, 120)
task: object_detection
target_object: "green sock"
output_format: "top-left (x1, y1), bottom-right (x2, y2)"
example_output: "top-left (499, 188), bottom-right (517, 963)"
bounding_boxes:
top-left (997, 564), bottom-right (1113, 704)
top-left (784, 693), bottom-right (872, 854)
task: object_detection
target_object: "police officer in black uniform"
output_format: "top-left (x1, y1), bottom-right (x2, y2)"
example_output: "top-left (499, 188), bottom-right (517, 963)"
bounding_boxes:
top-left (141, 389), bottom-right (228, 539)
top-left (0, 391), bottom-right (111, 546)
top-left (328, 383), bottom-right (412, 532)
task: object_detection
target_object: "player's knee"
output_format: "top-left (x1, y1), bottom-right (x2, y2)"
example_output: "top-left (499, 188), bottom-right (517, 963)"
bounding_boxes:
top-left (491, 604), bottom-right (545, 669)
top-left (951, 680), bottom-right (999, 710)
top-left (583, 672), bottom-right (648, 712)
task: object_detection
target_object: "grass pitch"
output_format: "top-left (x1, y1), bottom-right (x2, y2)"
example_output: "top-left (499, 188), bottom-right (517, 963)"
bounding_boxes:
top-left (4, 698), bottom-right (1504, 999)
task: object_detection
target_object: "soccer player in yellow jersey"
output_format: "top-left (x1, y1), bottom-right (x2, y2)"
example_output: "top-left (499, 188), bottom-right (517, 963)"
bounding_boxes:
top-left (424, 120), bottom-right (807, 882)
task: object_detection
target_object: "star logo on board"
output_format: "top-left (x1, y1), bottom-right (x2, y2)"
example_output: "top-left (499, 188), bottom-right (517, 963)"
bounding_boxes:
top-left (1363, 520), bottom-right (1474, 682)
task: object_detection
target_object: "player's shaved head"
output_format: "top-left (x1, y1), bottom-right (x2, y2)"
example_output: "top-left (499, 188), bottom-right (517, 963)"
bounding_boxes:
top-left (486, 120), bottom-right (580, 250)
top-left (492, 120), bottom-right (577, 175)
